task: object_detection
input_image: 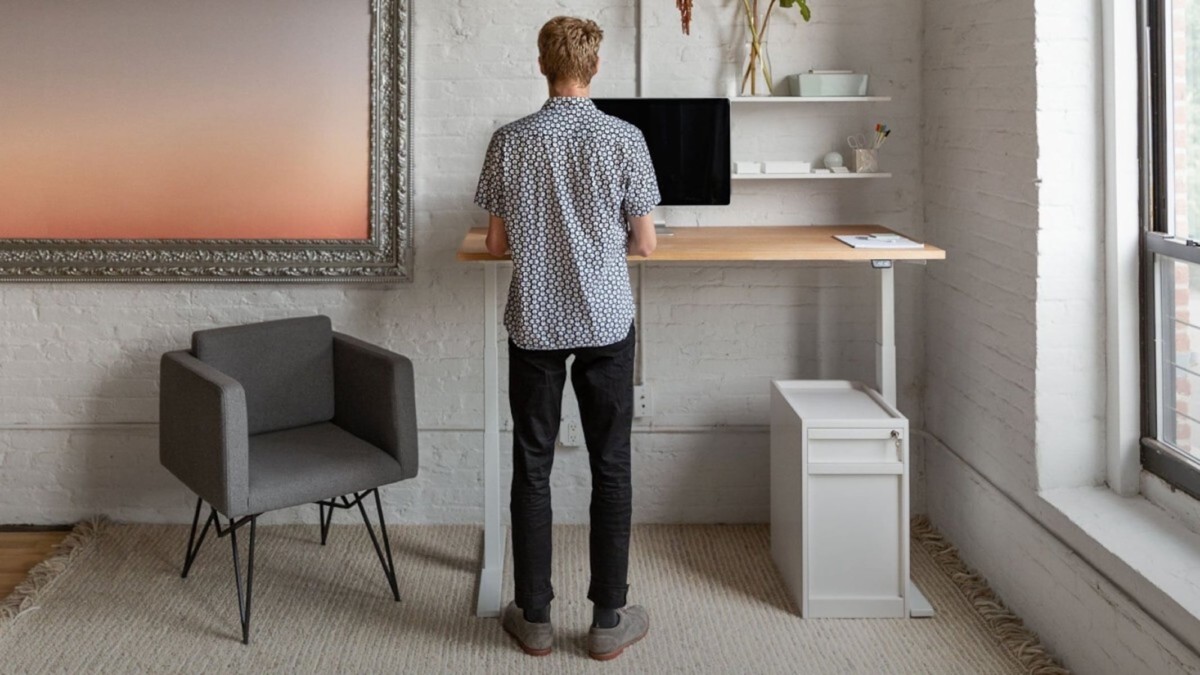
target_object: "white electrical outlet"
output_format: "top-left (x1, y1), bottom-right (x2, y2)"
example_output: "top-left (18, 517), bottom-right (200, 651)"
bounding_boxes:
top-left (559, 418), bottom-right (584, 447)
top-left (633, 385), bottom-right (653, 418)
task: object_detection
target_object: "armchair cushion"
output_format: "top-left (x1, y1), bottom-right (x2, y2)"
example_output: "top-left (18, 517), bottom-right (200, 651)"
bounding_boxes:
top-left (247, 423), bottom-right (406, 514)
top-left (192, 315), bottom-right (335, 435)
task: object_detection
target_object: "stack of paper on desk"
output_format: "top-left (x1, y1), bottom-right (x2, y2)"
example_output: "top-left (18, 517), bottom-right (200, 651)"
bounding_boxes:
top-left (834, 234), bottom-right (925, 249)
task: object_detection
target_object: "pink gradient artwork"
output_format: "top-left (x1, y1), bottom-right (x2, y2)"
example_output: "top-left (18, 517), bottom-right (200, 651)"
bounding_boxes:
top-left (0, 0), bottom-right (371, 240)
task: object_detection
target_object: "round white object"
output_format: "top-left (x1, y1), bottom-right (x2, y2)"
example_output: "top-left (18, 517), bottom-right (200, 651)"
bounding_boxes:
top-left (823, 152), bottom-right (844, 169)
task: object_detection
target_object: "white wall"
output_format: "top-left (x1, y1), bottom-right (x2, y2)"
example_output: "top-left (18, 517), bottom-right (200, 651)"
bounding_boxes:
top-left (1033, 0), bottom-right (1106, 491)
top-left (927, 445), bottom-right (1200, 674)
top-left (0, 0), bottom-right (925, 525)
top-left (923, 0), bottom-right (1040, 494)
top-left (923, 0), bottom-right (1199, 671)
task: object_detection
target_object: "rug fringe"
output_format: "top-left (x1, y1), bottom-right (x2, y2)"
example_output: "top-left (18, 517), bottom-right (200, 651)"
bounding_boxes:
top-left (0, 519), bottom-right (109, 634)
top-left (912, 516), bottom-right (1070, 675)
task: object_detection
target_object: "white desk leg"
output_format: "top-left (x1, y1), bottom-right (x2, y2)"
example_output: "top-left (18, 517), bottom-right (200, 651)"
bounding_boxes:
top-left (876, 264), bottom-right (936, 618)
top-left (875, 265), bottom-right (897, 407)
top-left (477, 262), bottom-right (505, 618)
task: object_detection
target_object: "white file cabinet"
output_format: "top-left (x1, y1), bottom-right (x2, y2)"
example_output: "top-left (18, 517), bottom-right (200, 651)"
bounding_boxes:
top-left (770, 380), bottom-right (909, 618)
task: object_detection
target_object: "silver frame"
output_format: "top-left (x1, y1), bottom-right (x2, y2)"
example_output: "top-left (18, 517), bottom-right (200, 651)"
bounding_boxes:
top-left (0, 0), bottom-right (412, 282)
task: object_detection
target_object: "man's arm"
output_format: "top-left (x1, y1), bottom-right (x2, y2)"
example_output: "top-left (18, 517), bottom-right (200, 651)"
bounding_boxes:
top-left (621, 129), bottom-right (660, 258)
top-left (485, 214), bottom-right (509, 257)
top-left (627, 213), bottom-right (657, 258)
top-left (475, 131), bottom-right (508, 256)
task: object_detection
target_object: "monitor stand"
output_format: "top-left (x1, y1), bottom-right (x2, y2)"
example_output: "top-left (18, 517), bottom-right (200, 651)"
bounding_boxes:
top-left (654, 215), bottom-right (674, 237)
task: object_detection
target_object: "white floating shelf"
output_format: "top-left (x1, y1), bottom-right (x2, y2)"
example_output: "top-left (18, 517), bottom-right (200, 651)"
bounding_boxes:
top-left (729, 96), bottom-right (892, 103)
top-left (732, 172), bottom-right (893, 180)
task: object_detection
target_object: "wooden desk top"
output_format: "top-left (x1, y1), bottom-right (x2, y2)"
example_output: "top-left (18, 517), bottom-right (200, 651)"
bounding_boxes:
top-left (456, 225), bottom-right (946, 263)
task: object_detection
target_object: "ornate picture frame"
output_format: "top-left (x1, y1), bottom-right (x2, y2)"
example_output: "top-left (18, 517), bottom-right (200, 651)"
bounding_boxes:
top-left (0, 0), bottom-right (412, 282)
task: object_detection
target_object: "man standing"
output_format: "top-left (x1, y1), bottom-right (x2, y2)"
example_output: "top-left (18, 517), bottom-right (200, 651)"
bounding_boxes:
top-left (474, 15), bottom-right (659, 662)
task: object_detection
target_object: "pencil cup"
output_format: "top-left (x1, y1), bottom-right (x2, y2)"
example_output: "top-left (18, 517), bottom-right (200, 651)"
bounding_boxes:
top-left (853, 149), bottom-right (879, 173)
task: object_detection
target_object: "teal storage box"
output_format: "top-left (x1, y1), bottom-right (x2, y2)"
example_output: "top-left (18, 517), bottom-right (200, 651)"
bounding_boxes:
top-left (789, 72), bottom-right (869, 97)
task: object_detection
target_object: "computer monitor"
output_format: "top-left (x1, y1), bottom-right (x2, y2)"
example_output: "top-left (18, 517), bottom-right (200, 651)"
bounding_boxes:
top-left (593, 98), bottom-right (731, 207)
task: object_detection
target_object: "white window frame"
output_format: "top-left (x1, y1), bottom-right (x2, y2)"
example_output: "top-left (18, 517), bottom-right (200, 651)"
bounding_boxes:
top-left (1105, 0), bottom-right (1142, 497)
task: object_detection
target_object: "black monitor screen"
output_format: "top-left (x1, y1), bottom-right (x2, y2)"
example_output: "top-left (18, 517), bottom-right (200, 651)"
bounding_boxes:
top-left (593, 98), bottom-right (731, 207)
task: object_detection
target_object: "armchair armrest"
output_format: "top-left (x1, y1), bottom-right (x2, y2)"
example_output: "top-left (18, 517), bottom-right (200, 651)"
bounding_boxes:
top-left (332, 333), bottom-right (419, 479)
top-left (159, 350), bottom-right (250, 517)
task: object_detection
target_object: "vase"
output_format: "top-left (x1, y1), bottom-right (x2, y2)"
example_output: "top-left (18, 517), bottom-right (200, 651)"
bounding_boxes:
top-left (739, 40), bottom-right (773, 96)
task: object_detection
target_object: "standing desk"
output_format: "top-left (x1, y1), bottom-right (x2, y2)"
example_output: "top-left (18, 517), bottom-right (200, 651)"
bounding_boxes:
top-left (456, 225), bottom-right (946, 618)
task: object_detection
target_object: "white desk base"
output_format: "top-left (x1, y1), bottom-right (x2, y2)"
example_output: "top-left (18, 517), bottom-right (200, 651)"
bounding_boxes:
top-left (476, 546), bottom-right (505, 619)
top-left (476, 263), bottom-right (504, 618)
top-left (473, 261), bottom-right (933, 618)
top-left (909, 581), bottom-right (935, 618)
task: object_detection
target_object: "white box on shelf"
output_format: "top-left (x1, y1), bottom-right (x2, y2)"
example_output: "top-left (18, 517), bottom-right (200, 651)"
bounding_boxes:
top-left (789, 72), bottom-right (870, 97)
top-left (770, 380), bottom-right (909, 619)
top-left (762, 161), bottom-right (812, 174)
top-left (734, 161), bottom-right (763, 174)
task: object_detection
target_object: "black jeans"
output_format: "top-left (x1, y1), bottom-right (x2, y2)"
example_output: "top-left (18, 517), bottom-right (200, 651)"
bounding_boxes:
top-left (509, 322), bottom-right (635, 611)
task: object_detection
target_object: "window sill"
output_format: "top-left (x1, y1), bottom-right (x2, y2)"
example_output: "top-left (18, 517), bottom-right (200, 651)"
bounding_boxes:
top-left (1142, 471), bottom-right (1200, 537)
top-left (1038, 485), bottom-right (1200, 654)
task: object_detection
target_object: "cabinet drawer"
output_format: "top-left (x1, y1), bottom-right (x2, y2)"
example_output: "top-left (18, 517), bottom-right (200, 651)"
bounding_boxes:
top-left (808, 429), bottom-right (902, 463)
top-left (808, 473), bottom-right (904, 615)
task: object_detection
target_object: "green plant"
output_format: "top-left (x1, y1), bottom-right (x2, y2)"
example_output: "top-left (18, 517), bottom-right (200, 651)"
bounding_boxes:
top-left (741, 0), bottom-right (813, 95)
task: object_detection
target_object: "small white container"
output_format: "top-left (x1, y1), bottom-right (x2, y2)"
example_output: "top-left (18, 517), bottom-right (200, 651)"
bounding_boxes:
top-left (762, 161), bottom-right (812, 175)
top-left (789, 72), bottom-right (869, 97)
top-left (770, 380), bottom-right (909, 619)
top-left (734, 161), bottom-right (764, 174)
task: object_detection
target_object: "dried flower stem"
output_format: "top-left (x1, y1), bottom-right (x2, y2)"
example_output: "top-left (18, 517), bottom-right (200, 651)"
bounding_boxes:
top-left (676, 0), bottom-right (693, 35)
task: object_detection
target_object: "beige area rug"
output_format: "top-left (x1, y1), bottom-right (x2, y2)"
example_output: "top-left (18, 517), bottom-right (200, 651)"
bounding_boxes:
top-left (0, 519), bottom-right (1066, 674)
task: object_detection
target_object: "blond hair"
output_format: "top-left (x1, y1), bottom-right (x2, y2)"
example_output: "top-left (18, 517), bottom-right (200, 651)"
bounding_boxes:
top-left (538, 16), bottom-right (603, 86)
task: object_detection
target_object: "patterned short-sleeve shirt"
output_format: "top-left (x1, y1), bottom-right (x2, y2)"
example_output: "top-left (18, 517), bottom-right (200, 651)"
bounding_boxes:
top-left (475, 97), bottom-right (661, 350)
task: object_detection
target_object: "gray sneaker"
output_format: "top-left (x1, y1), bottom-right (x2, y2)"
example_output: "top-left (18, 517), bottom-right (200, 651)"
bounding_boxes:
top-left (587, 605), bottom-right (649, 661)
top-left (501, 601), bottom-right (553, 656)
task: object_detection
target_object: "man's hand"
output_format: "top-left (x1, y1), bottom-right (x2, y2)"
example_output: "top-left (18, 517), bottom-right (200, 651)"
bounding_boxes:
top-left (485, 214), bottom-right (509, 257)
top-left (627, 213), bottom-right (657, 258)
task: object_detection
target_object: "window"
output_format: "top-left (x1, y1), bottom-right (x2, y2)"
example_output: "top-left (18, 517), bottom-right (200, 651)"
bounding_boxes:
top-left (1143, 0), bottom-right (1200, 499)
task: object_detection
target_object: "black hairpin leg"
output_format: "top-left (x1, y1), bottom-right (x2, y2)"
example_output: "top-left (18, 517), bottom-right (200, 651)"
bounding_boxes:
top-left (357, 488), bottom-right (400, 601)
top-left (315, 490), bottom-right (400, 601)
top-left (318, 501), bottom-right (335, 545)
top-left (228, 515), bottom-right (257, 645)
top-left (179, 497), bottom-right (259, 644)
top-left (182, 497), bottom-right (216, 579)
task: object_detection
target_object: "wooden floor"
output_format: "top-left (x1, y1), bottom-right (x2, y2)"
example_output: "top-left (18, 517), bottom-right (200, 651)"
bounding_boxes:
top-left (0, 532), bottom-right (69, 600)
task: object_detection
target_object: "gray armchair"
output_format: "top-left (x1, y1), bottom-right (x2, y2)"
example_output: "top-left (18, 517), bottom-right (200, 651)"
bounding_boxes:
top-left (159, 315), bottom-right (418, 644)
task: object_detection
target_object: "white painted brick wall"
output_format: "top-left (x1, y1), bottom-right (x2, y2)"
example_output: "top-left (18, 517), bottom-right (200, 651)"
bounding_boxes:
top-left (1033, 0), bottom-right (1106, 490)
top-left (924, 0), bottom-right (1191, 671)
top-left (923, 0), bottom-right (1040, 496)
top-left (0, 0), bottom-right (926, 525)
top-left (928, 446), bottom-right (1200, 674)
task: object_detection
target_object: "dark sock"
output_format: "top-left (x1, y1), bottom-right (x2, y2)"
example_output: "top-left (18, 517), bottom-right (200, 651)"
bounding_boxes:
top-left (593, 606), bottom-right (620, 629)
top-left (523, 605), bottom-right (550, 624)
